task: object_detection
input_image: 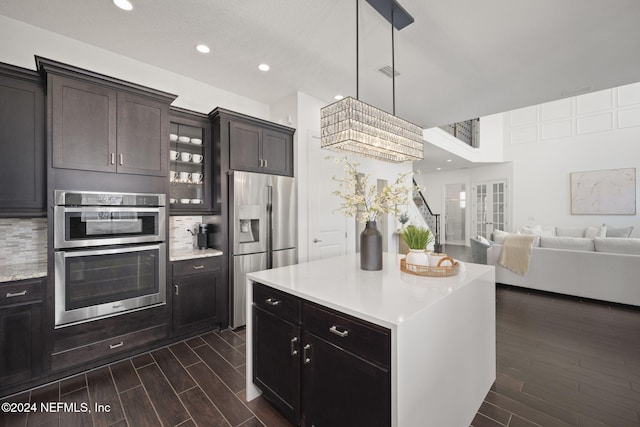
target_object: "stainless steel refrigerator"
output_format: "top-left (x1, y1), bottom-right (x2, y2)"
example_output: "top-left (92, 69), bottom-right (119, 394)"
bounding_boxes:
top-left (230, 171), bottom-right (297, 328)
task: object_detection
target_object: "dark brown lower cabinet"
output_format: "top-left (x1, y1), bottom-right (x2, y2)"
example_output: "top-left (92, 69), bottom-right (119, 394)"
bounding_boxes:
top-left (253, 306), bottom-right (301, 423)
top-left (0, 279), bottom-right (43, 389)
top-left (252, 282), bottom-right (391, 427)
top-left (172, 256), bottom-right (223, 335)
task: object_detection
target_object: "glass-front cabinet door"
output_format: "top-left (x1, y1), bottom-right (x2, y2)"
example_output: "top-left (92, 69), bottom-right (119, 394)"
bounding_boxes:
top-left (169, 108), bottom-right (213, 214)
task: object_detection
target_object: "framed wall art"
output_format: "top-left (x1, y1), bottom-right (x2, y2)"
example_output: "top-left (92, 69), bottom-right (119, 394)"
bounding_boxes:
top-left (570, 168), bottom-right (636, 215)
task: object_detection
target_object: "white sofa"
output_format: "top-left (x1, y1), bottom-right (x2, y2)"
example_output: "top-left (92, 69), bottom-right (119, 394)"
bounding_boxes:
top-left (487, 226), bottom-right (640, 306)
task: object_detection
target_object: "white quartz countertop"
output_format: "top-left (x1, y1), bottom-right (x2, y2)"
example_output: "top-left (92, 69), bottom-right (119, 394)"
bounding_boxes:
top-left (247, 252), bottom-right (495, 329)
top-left (169, 247), bottom-right (224, 261)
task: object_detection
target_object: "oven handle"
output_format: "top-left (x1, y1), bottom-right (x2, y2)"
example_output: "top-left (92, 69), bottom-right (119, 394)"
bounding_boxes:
top-left (55, 243), bottom-right (165, 258)
top-left (58, 206), bottom-right (163, 213)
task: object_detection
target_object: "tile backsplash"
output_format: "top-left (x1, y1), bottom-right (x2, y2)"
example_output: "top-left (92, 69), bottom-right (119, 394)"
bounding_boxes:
top-left (0, 218), bottom-right (47, 267)
top-left (169, 215), bottom-right (220, 252)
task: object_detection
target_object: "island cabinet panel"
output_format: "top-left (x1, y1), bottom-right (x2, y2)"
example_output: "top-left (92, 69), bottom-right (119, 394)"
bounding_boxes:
top-left (251, 282), bottom-right (390, 426)
top-left (301, 331), bottom-right (390, 427)
top-left (0, 63), bottom-right (45, 216)
top-left (253, 306), bottom-right (301, 424)
top-left (0, 278), bottom-right (43, 390)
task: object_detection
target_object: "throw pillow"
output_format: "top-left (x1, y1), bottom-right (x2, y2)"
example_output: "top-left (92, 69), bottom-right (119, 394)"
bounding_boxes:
top-left (605, 225), bottom-right (634, 238)
top-left (477, 235), bottom-right (491, 246)
top-left (585, 226), bottom-right (607, 239)
top-left (492, 229), bottom-right (509, 244)
top-left (540, 236), bottom-right (595, 251)
top-left (556, 227), bottom-right (586, 237)
top-left (594, 237), bottom-right (640, 254)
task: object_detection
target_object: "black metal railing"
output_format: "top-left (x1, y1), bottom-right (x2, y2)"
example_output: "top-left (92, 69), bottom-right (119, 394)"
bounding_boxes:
top-left (440, 118), bottom-right (480, 147)
top-left (412, 179), bottom-right (441, 250)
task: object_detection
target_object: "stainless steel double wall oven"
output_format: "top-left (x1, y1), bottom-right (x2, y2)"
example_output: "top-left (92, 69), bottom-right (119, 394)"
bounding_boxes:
top-left (53, 191), bottom-right (166, 327)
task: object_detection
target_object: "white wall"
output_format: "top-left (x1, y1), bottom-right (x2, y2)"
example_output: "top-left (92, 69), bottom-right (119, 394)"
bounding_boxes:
top-left (505, 83), bottom-right (640, 236)
top-left (0, 15), bottom-right (269, 117)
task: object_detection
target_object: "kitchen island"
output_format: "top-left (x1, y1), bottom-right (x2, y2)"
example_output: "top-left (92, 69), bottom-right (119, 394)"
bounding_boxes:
top-left (246, 253), bottom-right (495, 427)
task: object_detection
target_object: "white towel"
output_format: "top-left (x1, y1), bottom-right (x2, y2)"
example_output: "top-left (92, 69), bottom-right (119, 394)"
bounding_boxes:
top-left (498, 234), bottom-right (535, 275)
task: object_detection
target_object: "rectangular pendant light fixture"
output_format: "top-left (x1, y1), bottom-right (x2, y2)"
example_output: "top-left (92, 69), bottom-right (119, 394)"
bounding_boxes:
top-left (320, 0), bottom-right (423, 163)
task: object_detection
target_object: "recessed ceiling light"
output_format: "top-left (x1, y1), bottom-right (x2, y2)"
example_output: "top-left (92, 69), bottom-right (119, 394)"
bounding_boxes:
top-left (196, 44), bottom-right (210, 54)
top-left (113, 0), bottom-right (133, 11)
top-left (436, 167), bottom-right (442, 171)
top-left (446, 159), bottom-right (453, 163)
top-left (258, 64), bottom-right (270, 72)
top-left (334, 95), bottom-right (344, 100)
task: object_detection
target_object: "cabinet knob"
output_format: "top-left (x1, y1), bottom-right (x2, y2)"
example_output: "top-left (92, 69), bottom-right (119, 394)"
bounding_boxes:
top-left (290, 337), bottom-right (299, 356)
top-left (303, 344), bottom-right (312, 364)
top-left (329, 326), bottom-right (349, 338)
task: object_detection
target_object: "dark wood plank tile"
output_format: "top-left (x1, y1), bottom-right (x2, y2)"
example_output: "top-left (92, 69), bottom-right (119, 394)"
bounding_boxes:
top-left (130, 352), bottom-right (154, 368)
top-left (495, 372), bottom-right (524, 391)
top-left (237, 344), bottom-right (246, 358)
top-left (234, 328), bottom-right (246, 341)
top-left (109, 359), bottom-right (141, 393)
top-left (202, 332), bottom-right (246, 367)
top-left (576, 414), bottom-right (610, 427)
top-left (477, 401), bottom-right (511, 425)
top-left (186, 336), bottom-right (206, 349)
top-left (120, 386), bottom-right (161, 426)
top-left (152, 347), bottom-right (196, 393)
top-left (187, 361), bottom-right (253, 426)
top-left (179, 386), bottom-right (230, 427)
top-left (170, 341), bottom-right (201, 367)
top-left (26, 382), bottom-right (59, 427)
top-left (484, 390), bottom-right (574, 427)
top-left (1, 391), bottom-right (31, 427)
top-left (508, 415), bottom-right (541, 427)
top-left (59, 373), bottom-right (87, 396)
top-left (193, 343), bottom-right (246, 393)
top-left (239, 418), bottom-right (266, 427)
top-left (86, 366), bottom-right (125, 427)
top-left (240, 392), bottom-right (294, 427)
top-left (59, 387), bottom-right (93, 427)
top-left (107, 420), bottom-right (128, 427)
top-left (217, 328), bottom-right (246, 347)
top-left (471, 412), bottom-right (506, 427)
top-left (137, 363), bottom-right (190, 426)
top-left (177, 420), bottom-right (197, 427)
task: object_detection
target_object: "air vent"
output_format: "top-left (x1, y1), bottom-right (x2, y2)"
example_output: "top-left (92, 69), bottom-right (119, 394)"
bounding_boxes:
top-left (378, 65), bottom-right (400, 78)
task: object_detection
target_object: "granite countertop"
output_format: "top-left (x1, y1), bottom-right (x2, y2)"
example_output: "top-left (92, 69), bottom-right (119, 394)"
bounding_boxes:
top-left (0, 262), bottom-right (48, 283)
top-left (169, 247), bottom-right (224, 261)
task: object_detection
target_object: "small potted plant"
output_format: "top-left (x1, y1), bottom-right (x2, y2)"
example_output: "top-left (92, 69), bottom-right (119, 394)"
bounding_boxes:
top-left (400, 225), bottom-right (434, 266)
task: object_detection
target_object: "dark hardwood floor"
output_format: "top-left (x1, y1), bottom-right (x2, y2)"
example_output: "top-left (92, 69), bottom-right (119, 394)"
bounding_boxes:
top-left (2, 280), bottom-right (640, 426)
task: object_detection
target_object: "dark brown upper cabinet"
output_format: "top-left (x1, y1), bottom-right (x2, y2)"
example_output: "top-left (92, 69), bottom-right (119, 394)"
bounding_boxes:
top-left (0, 63), bottom-right (45, 217)
top-left (37, 57), bottom-right (176, 177)
top-left (211, 108), bottom-right (295, 178)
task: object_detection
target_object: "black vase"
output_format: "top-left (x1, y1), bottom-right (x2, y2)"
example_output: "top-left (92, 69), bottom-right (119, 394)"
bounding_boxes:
top-left (361, 221), bottom-right (382, 271)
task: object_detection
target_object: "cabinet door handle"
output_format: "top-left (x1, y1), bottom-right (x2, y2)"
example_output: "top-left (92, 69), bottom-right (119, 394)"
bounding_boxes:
top-left (264, 159), bottom-right (268, 168)
top-left (109, 342), bottom-right (124, 350)
top-left (303, 344), bottom-right (311, 364)
top-left (174, 285), bottom-right (179, 295)
top-left (329, 326), bottom-right (349, 338)
top-left (259, 159), bottom-right (264, 167)
top-left (290, 337), bottom-right (298, 356)
top-left (265, 298), bottom-right (280, 306)
top-left (6, 290), bottom-right (27, 298)
top-left (193, 265), bottom-right (205, 270)
top-left (119, 153), bottom-right (124, 166)
top-left (110, 153), bottom-right (115, 165)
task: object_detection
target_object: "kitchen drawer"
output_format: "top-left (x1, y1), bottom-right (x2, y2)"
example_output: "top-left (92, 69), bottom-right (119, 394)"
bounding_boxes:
top-left (51, 324), bottom-right (166, 371)
top-left (303, 303), bottom-right (390, 368)
top-left (173, 256), bottom-right (221, 277)
top-left (0, 279), bottom-right (43, 306)
top-left (253, 282), bottom-right (301, 325)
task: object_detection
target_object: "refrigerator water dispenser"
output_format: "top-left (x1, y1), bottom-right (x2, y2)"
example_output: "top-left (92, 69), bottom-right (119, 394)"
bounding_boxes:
top-left (238, 205), bottom-right (260, 243)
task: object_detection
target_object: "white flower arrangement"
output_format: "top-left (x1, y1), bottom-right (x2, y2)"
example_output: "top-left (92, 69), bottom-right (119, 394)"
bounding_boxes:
top-left (330, 157), bottom-right (418, 223)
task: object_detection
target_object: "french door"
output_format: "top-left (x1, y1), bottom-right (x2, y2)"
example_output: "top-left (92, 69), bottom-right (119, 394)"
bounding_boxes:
top-left (472, 180), bottom-right (508, 239)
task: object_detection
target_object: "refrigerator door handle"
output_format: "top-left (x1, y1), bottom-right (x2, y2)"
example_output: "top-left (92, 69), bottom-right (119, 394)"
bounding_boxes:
top-left (266, 185), bottom-right (273, 269)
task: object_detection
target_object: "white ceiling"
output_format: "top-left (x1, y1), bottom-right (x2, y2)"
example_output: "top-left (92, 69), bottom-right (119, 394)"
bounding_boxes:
top-left (2, 0), bottom-right (640, 169)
